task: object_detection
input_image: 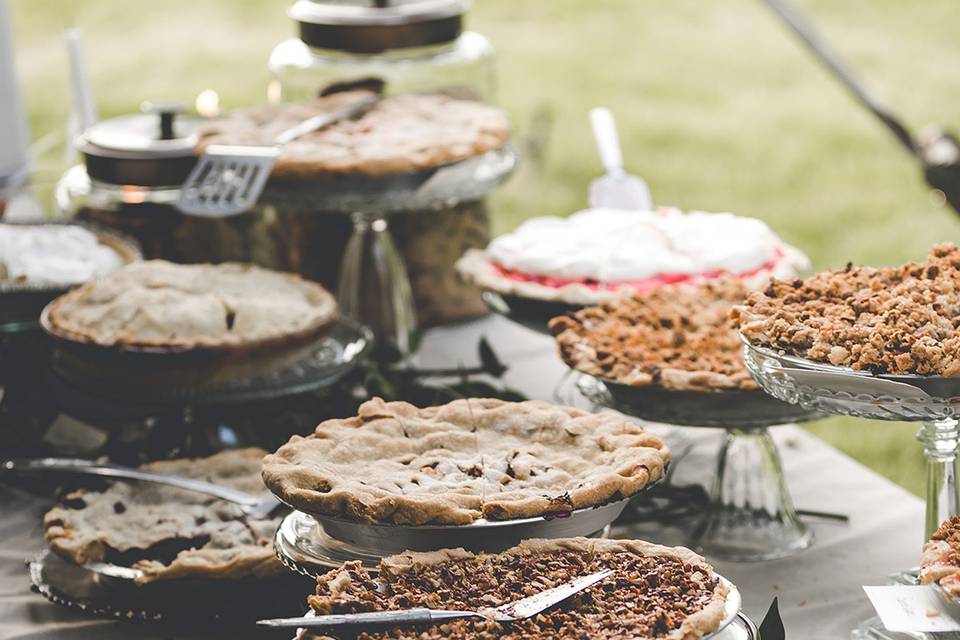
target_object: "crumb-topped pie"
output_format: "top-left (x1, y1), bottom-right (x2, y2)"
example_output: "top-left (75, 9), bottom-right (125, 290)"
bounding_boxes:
top-left (457, 207), bottom-right (809, 305)
top-left (921, 516), bottom-right (960, 597)
top-left (302, 537), bottom-right (729, 640)
top-left (734, 244), bottom-right (960, 376)
top-left (195, 90), bottom-right (510, 178)
top-left (43, 449), bottom-right (286, 585)
top-left (550, 279), bottom-right (755, 391)
top-left (261, 398), bottom-right (669, 526)
top-left (46, 259), bottom-right (337, 350)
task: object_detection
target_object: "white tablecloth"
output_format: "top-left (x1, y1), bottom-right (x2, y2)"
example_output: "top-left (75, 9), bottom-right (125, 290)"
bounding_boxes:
top-left (0, 316), bottom-right (925, 639)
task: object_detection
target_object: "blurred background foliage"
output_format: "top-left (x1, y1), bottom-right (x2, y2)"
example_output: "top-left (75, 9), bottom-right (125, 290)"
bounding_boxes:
top-left (11, 0), bottom-right (960, 495)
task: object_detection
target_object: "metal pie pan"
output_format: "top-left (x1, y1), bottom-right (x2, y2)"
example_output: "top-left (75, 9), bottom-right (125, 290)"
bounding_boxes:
top-left (259, 145), bottom-right (519, 214)
top-left (578, 372), bottom-right (822, 429)
top-left (275, 498), bottom-right (635, 575)
top-left (42, 313), bottom-right (371, 406)
top-left (481, 290), bottom-right (586, 335)
top-left (289, 573), bottom-right (744, 639)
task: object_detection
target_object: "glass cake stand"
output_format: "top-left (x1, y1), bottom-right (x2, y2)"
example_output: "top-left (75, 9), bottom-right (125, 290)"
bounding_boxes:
top-left (577, 374), bottom-right (823, 561)
top-left (260, 146), bottom-right (518, 357)
top-left (742, 338), bottom-right (960, 639)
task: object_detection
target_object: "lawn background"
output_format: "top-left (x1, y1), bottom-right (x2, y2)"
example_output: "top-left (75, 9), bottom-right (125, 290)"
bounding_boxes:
top-left (11, 0), bottom-right (960, 495)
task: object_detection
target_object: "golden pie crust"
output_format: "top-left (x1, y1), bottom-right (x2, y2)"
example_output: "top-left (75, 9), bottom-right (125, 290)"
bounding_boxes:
top-left (261, 398), bottom-right (669, 525)
top-left (550, 279), bottom-right (757, 391)
top-left (734, 244), bottom-right (960, 376)
top-left (43, 449), bottom-right (286, 585)
top-left (46, 260), bottom-right (338, 351)
top-left (304, 537), bottom-right (729, 640)
top-left (922, 516), bottom-right (960, 597)
top-left (195, 91), bottom-right (510, 178)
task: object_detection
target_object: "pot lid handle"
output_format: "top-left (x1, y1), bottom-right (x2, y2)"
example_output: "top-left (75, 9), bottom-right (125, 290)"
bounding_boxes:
top-left (140, 101), bottom-right (187, 141)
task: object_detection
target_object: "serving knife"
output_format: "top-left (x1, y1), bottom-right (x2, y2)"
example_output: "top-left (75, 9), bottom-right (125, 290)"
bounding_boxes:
top-left (257, 568), bottom-right (614, 629)
top-left (1, 457), bottom-right (283, 519)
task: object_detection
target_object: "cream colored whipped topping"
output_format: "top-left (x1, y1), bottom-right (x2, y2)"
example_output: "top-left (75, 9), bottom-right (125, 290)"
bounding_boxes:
top-left (0, 224), bottom-right (123, 286)
top-left (486, 207), bottom-right (789, 282)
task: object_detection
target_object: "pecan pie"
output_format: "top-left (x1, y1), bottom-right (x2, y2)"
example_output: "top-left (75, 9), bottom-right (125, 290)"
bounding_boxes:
top-left (457, 207), bottom-right (809, 305)
top-left (922, 516), bottom-right (960, 597)
top-left (261, 398), bottom-right (669, 525)
top-left (302, 537), bottom-right (729, 640)
top-left (196, 90), bottom-right (510, 178)
top-left (550, 279), bottom-right (755, 391)
top-left (733, 244), bottom-right (960, 376)
top-left (46, 260), bottom-right (337, 350)
top-left (43, 449), bottom-right (286, 584)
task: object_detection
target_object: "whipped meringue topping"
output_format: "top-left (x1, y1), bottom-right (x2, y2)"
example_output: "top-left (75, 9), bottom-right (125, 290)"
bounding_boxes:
top-left (487, 207), bottom-right (791, 284)
top-left (0, 224), bottom-right (124, 287)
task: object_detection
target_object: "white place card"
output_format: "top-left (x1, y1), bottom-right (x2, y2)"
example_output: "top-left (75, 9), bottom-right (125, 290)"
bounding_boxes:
top-left (863, 585), bottom-right (960, 633)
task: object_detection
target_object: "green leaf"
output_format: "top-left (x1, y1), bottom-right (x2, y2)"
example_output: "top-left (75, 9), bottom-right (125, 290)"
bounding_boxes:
top-left (478, 337), bottom-right (508, 377)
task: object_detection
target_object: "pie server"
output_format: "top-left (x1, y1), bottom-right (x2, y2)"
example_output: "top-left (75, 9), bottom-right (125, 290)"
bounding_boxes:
top-left (588, 107), bottom-right (652, 211)
top-left (1, 457), bottom-right (283, 519)
top-left (177, 93), bottom-right (380, 218)
top-left (257, 568), bottom-right (613, 629)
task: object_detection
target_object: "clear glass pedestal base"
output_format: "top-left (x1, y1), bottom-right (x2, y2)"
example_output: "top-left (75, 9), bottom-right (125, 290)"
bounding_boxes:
top-left (851, 617), bottom-right (929, 640)
top-left (696, 428), bottom-right (813, 561)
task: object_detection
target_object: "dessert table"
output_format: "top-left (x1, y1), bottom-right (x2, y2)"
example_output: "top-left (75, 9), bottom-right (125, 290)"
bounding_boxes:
top-left (0, 315), bottom-right (924, 640)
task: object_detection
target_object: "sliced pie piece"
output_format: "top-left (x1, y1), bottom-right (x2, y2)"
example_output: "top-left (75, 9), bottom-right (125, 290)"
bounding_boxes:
top-left (550, 278), bottom-right (755, 391)
top-left (42, 448), bottom-right (286, 584)
top-left (261, 397), bottom-right (669, 525)
top-left (304, 537), bottom-right (730, 640)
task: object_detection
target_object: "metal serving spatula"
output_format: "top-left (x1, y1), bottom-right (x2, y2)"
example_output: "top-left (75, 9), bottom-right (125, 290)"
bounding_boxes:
top-left (177, 94), bottom-right (379, 218)
top-left (1, 457), bottom-right (283, 519)
top-left (257, 569), bottom-right (613, 630)
top-left (588, 107), bottom-right (652, 211)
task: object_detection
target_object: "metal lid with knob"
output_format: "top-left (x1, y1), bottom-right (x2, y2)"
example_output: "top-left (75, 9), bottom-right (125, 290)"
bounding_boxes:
top-left (77, 102), bottom-right (201, 187)
top-left (289, 0), bottom-right (470, 54)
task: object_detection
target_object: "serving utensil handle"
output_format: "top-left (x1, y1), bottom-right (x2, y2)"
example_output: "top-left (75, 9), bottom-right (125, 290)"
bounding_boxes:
top-left (589, 107), bottom-right (624, 175)
top-left (257, 608), bottom-right (474, 629)
top-left (0, 458), bottom-right (260, 507)
top-left (273, 94), bottom-right (380, 145)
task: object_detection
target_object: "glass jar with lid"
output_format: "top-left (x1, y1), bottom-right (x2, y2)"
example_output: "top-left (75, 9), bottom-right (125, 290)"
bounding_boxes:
top-left (269, 0), bottom-right (496, 102)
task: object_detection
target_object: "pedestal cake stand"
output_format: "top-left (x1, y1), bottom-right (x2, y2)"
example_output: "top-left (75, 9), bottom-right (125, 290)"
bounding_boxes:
top-left (261, 146), bottom-right (518, 356)
top-left (742, 338), bottom-right (960, 639)
top-left (577, 373), bottom-right (823, 562)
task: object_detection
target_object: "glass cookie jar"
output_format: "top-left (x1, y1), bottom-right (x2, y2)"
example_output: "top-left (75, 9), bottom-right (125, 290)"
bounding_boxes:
top-left (269, 0), bottom-right (496, 101)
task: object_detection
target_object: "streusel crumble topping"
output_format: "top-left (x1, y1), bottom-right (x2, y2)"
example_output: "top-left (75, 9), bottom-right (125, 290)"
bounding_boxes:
top-left (733, 244), bottom-right (960, 376)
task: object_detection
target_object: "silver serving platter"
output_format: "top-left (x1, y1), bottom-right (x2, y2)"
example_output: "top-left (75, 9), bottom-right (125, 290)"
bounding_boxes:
top-left (290, 575), bottom-right (747, 639)
top-left (259, 146), bottom-right (519, 214)
top-left (275, 498), bottom-right (632, 576)
top-left (742, 337), bottom-right (960, 421)
top-left (576, 372), bottom-right (822, 429)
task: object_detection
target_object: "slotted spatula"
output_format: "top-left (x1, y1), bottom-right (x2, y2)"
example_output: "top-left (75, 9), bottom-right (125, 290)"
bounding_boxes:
top-left (177, 94), bottom-right (380, 217)
top-left (588, 107), bottom-right (652, 211)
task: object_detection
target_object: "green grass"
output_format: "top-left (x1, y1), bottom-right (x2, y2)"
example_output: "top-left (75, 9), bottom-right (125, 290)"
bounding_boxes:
top-left (11, 0), bottom-right (960, 496)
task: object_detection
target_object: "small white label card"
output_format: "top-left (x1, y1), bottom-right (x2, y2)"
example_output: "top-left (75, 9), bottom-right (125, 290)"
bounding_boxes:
top-left (863, 585), bottom-right (960, 633)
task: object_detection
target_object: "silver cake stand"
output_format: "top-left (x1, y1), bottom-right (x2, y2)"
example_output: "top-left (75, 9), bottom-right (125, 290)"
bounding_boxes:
top-left (742, 338), bottom-right (960, 639)
top-left (261, 146), bottom-right (518, 356)
top-left (577, 373), bottom-right (823, 562)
